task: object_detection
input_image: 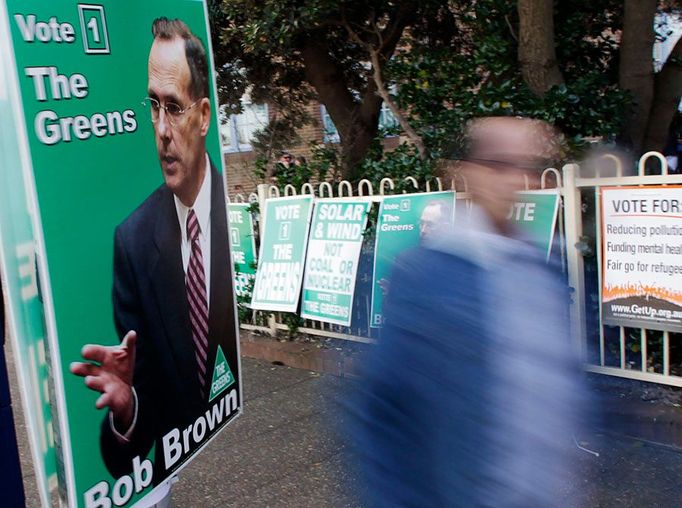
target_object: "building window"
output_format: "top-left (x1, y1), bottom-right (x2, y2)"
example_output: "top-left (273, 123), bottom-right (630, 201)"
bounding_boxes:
top-left (653, 13), bottom-right (682, 111)
top-left (654, 13), bottom-right (682, 71)
top-left (220, 98), bottom-right (269, 153)
top-left (378, 100), bottom-right (399, 132)
top-left (320, 105), bottom-right (340, 143)
top-left (320, 96), bottom-right (398, 144)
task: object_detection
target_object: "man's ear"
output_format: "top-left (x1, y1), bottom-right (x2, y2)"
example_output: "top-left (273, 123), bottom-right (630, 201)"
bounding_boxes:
top-left (199, 97), bottom-right (210, 136)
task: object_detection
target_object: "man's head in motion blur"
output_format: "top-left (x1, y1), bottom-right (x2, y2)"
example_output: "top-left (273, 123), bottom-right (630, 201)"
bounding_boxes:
top-left (452, 116), bottom-right (561, 234)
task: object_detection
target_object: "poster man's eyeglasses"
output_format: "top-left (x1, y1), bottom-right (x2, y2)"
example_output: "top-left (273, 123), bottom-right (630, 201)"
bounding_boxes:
top-left (141, 97), bottom-right (201, 126)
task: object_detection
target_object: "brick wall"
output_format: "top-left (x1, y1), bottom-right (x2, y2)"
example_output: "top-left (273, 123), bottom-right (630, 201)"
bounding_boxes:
top-left (223, 102), bottom-right (326, 200)
top-left (222, 100), bottom-right (402, 200)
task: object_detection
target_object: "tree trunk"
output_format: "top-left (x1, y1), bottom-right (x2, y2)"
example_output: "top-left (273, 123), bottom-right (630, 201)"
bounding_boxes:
top-left (300, 42), bottom-right (382, 180)
top-left (619, 0), bottom-right (657, 154)
top-left (301, 4), bottom-right (416, 180)
top-left (517, 0), bottom-right (564, 96)
top-left (341, 115), bottom-right (382, 179)
top-left (643, 36), bottom-right (682, 153)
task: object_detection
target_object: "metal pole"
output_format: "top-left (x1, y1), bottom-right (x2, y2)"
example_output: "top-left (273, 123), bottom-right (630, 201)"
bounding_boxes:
top-left (562, 163), bottom-right (587, 361)
top-left (256, 183), bottom-right (269, 240)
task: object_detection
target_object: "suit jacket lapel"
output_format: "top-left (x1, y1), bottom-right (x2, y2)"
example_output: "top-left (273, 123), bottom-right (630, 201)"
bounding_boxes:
top-left (151, 187), bottom-right (201, 403)
top-left (208, 162), bottom-right (231, 362)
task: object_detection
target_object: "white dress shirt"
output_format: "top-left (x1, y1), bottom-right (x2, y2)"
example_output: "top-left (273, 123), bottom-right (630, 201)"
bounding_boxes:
top-left (111, 154), bottom-right (212, 443)
top-left (174, 154), bottom-right (212, 306)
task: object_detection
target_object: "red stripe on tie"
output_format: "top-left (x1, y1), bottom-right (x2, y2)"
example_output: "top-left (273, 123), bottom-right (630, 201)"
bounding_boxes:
top-left (185, 209), bottom-right (210, 400)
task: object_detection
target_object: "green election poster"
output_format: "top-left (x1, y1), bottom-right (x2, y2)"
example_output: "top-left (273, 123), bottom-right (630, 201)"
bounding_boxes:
top-left (1, 1), bottom-right (242, 506)
top-left (301, 199), bottom-right (372, 326)
top-left (0, 28), bottom-right (58, 506)
top-left (371, 191), bottom-right (455, 327)
top-left (228, 203), bottom-right (257, 299)
top-left (251, 196), bottom-right (314, 312)
top-left (511, 190), bottom-right (560, 260)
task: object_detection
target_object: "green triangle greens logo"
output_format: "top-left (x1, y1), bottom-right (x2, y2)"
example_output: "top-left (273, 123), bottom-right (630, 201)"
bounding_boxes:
top-left (208, 345), bottom-right (235, 402)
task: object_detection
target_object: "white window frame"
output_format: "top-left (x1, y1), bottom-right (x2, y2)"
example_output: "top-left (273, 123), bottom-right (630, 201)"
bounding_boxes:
top-left (320, 105), bottom-right (340, 144)
top-left (320, 87), bottom-right (399, 144)
top-left (220, 98), bottom-right (269, 153)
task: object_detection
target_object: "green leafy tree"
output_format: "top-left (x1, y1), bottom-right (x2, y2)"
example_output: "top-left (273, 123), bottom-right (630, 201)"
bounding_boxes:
top-left (209, 0), bottom-right (681, 181)
top-left (209, 0), bottom-right (425, 180)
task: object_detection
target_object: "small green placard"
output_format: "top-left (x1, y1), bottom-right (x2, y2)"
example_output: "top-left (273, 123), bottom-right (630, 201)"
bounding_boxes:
top-left (371, 191), bottom-right (455, 327)
top-left (228, 203), bottom-right (257, 298)
top-left (208, 345), bottom-right (235, 402)
top-left (251, 195), bottom-right (314, 312)
top-left (511, 190), bottom-right (560, 260)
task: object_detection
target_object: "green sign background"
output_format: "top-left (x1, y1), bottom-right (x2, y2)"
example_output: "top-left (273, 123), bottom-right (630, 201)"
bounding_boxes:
top-left (2, 1), bottom-right (235, 506)
top-left (371, 191), bottom-right (455, 327)
top-left (228, 203), bottom-right (257, 299)
top-left (251, 196), bottom-right (314, 312)
top-left (301, 199), bottom-right (371, 326)
top-left (511, 190), bottom-right (560, 260)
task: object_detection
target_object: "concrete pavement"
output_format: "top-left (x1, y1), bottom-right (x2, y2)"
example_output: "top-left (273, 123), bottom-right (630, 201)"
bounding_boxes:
top-left (9, 345), bottom-right (682, 507)
top-left (170, 358), bottom-right (359, 507)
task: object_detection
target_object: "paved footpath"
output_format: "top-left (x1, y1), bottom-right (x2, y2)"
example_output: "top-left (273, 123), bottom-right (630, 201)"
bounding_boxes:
top-left (9, 351), bottom-right (682, 507)
top-left (170, 359), bottom-right (359, 507)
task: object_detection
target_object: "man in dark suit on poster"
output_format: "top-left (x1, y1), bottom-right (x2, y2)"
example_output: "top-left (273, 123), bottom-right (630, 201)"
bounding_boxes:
top-left (71, 18), bottom-right (240, 482)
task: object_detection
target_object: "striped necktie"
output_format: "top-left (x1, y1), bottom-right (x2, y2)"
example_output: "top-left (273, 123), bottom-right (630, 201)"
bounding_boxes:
top-left (185, 209), bottom-right (209, 400)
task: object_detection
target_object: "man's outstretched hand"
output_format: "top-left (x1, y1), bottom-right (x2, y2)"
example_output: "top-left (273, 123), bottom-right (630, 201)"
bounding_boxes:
top-left (70, 330), bottom-right (137, 430)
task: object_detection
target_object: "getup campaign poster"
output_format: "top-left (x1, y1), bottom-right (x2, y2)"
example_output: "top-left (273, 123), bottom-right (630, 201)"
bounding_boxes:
top-left (0, 1), bottom-right (242, 506)
top-left (300, 199), bottom-right (372, 326)
top-left (601, 186), bottom-right (682, 332)
top-left (0, 30), bottom-right (59, 506)
top-left (251, 195), bottom-right (314, 312)
top-left (371, 191), bottom-right (455, 327)
top-left (511, 190), bottom-right (560, 261)
top-left (228, 203), bottom-right (257, 299)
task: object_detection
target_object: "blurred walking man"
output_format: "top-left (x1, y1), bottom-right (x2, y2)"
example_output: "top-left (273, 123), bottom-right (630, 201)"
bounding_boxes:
top-left (349, 117), bottom-right (588, 507)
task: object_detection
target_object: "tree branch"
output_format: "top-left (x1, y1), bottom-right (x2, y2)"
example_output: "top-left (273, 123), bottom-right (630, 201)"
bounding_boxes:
top-left (368, 46), bottom-right (427, 160)
top-left (300, 40), bottom-right (358, 140)
top-left (344, 5), bottom-right (427, 160)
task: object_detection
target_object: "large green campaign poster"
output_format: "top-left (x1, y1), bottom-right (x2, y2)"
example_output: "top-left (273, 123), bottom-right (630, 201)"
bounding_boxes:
top-left (511, 190), bottom-right (560, 260)
top-left (371, 191), bottom-right (455, 327)
top-left (251, 196), bottom-right (314, 312)
top-left (1, 1), bottom-right (242, 506)
top-left (301, 199), bottom-right (372, 326)
top-left (228, 203), bottom-right (257, 299)
top-left (0, 26), bottom-right (58, 506)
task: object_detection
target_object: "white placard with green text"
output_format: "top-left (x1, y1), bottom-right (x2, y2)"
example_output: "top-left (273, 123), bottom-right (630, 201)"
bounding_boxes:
top-left (301, 199), bottom-right (371, 326)
top-left (251, 195), bottom-right (314, 312)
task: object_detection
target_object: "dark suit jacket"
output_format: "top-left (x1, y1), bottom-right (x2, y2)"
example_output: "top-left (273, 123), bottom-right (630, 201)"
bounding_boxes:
top-left (348, 245), bottom-right (587, 507)
top-left (100, 161), bottom-right (240, 481)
